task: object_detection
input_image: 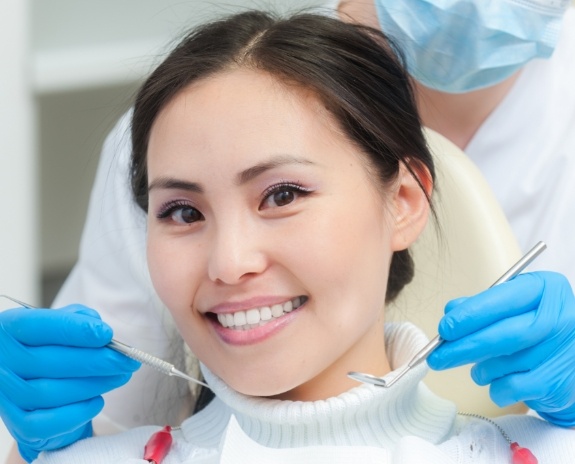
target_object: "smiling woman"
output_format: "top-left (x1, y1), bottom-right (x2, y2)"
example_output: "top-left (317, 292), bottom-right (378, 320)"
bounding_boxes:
top-left (132, 10), bottom-right (434, 403)
top-left (143, 67), bottom-right (427, 400)
top-left (32, 9), bottom-right (575, 464)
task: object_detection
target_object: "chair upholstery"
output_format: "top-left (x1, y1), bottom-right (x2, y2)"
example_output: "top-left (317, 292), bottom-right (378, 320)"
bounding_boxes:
top-left (388, 128), bottom-right (526, 416)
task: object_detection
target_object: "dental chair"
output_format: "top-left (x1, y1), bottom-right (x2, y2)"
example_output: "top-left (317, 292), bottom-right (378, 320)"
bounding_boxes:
top-left (388, 128), bottom-right (526, 416)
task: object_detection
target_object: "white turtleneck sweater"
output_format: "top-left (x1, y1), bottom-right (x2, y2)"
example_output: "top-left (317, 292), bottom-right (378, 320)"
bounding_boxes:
top-left (33, 324), bottom-right (575, 463)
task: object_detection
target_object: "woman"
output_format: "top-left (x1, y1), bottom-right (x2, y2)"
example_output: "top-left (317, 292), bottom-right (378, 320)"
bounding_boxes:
top-left (32, 10), bottom-right (574, 463)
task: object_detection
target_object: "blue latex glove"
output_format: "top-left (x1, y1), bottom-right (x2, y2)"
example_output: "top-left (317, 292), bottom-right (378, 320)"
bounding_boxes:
top-left (0, 305), bottom-right (140, 462)
top-left (427, 271), bottom-right (575, 427)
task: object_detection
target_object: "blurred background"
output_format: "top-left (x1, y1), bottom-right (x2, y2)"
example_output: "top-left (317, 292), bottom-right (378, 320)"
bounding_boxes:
top-left (0, 0), bottom-right (322, 458)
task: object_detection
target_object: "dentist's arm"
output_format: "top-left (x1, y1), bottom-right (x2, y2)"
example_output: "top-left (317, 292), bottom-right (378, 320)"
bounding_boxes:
top-left (428, 271), bottom-right (575, 426)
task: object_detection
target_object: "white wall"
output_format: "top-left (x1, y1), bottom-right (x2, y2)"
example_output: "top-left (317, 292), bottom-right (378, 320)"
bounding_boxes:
top-left (0, 0), bottom-right (38, 298)
top-left (0, 0), bottom-right (37, 458)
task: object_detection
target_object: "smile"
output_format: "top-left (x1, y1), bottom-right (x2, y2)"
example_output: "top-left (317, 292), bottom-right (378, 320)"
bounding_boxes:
top-left (215, 296), bottom-right (307, 330)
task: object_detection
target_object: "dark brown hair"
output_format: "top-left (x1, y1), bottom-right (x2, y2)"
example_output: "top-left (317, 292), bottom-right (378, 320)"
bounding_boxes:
top-left (130, 10), bottom-right (435, 302)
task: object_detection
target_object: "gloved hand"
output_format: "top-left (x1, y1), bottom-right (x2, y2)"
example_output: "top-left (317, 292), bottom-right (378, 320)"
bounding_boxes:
top-left (427, 271), bottom-right (575, 427)
top-left (0, 305), bottom-right (140, 462)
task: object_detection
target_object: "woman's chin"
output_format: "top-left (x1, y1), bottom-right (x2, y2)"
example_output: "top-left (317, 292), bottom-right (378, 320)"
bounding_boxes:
top-left (228, 379), bottom-right (293, 398)
top-left (213, 369), bottom-right (299, 398)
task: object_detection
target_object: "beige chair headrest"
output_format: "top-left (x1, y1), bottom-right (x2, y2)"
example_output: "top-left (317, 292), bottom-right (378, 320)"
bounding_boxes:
top-left (388, 128), bottom-right (525, 416)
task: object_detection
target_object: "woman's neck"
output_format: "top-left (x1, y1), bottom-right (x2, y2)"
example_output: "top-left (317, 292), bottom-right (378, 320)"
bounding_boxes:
top-left (195, 323), bottom-right (457, 449)
top-left (413, 74), bottom-right (520, 150)
top-left (272, 314), bottom-right (390, 401)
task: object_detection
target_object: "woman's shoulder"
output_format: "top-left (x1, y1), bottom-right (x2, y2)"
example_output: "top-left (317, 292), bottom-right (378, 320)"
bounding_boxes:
top-left (32, 425), bottom-right (160, 464)
top-left (439, 414), bottom-right (575, 463)
top-left (32, 398), bottom-right (230, 464)
top-left (496, 414), bottom-right (575, 455)
top-left (32, 425), bottom-right (220, 464)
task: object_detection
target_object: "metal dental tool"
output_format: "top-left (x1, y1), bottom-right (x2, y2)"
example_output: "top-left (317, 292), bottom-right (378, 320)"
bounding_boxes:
top-left (0, 295), bottom-right (209, 388)
top-left (348, 241), bottom-right (547, 389)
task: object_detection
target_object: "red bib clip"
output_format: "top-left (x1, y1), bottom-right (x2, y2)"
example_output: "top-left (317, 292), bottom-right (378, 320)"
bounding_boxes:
top-left (144, 425), bottom-right (173, 464)
top-left (510, 442), bottom-right (538, 464)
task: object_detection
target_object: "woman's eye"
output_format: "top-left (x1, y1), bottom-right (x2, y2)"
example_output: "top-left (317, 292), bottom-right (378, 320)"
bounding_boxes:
top-left (260, 184), bottom-right (310, 209)
top-left (173, 207), bottom-right (203, 223)
top-left (157, 203), bottom-right (204, 224)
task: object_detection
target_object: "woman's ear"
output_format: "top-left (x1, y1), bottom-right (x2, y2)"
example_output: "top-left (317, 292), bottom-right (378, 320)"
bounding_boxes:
top-left (390, 160), bottom-right (433, 251)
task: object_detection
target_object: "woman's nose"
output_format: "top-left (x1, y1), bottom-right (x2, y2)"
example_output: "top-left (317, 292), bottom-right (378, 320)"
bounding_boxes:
top-left (207, 219), bottom-right (268, 285)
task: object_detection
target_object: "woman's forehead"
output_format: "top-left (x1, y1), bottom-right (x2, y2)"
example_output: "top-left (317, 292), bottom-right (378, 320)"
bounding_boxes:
top-left (146, 69), bottom-right (361, 172)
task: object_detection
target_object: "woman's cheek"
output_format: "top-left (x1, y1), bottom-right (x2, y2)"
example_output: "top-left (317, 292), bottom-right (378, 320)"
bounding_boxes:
top-left (147, 238), bottom-right (178, 308)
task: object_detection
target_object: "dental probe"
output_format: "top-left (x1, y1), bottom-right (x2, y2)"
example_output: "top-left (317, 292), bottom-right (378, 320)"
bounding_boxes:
top-left (348, 240), bottom-right (547, 389)
top-left (0, 295), bottom-right (209, 388)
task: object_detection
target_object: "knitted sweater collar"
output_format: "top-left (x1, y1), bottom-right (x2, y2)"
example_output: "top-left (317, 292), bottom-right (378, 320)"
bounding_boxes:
top-left (198, 323), bottom-right (456, 449)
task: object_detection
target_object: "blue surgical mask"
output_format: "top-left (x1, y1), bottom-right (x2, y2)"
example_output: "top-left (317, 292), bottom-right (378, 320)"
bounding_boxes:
top-left (375, 0), bottom-right (569, 93)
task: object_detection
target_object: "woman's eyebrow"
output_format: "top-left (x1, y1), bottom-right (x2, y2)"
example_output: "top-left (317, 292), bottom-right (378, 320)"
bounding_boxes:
top-left (236, 155), bottom-right (314, 185)
top-left (148, 155), bottom-right (314, 193)
top-left (148, 178), bottom-right (203, 194)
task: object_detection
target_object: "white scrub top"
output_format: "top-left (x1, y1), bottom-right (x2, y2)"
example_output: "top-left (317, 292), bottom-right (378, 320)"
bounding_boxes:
top-left (53, 7), bottom-right (575, 433)
top-left (465, 8), bottom-right (575, 280)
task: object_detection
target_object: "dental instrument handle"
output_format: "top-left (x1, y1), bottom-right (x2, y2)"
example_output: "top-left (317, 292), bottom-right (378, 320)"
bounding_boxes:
top-left (490, 241), bottom-right (547, 287)
top-left (107, 340), bottom-right (209, 388)
top-left (407, 334), bottom-right (442, 369)
top-left (0, 295), bottom-right (209, 389)
top-left (408, 241), bottom-right (547, 369)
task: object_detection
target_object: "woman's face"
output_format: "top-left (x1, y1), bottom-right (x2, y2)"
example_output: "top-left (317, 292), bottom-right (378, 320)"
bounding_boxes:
top-left (146, 68), bottom-right (426, 400)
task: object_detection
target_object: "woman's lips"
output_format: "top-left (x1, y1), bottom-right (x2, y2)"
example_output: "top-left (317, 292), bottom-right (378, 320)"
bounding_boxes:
top-left (208, 296), bottom-right (307, 345)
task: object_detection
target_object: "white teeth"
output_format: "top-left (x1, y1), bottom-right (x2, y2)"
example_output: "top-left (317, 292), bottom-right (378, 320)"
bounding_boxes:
top-left (234, 311), bottom-right (247, 326)
top-left (215, 297), bottom-right (305, 330)
top-left (246, 309), bottom-right (260, 324)
top-left (260, 306), bottom-right (272, 321)
top-left (271, 304), bottom-right (283, 317)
